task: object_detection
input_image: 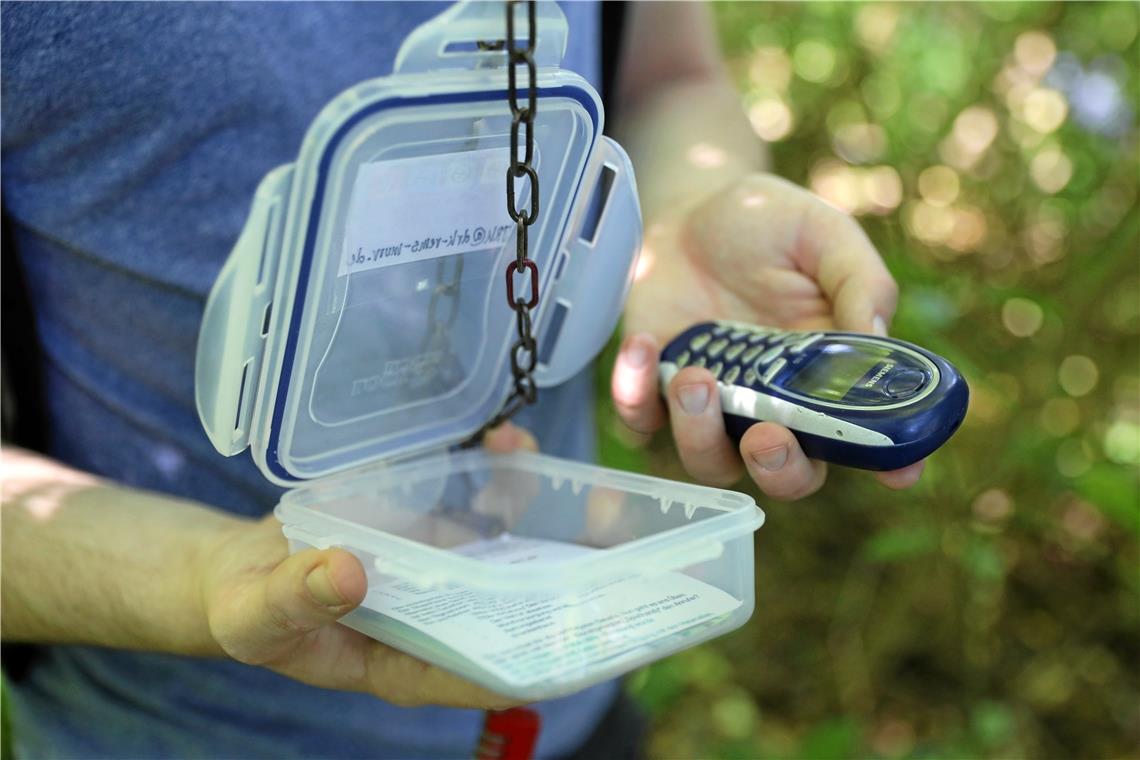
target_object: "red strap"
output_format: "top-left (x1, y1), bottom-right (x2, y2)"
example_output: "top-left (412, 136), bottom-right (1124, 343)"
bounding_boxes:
top-left (475, 708), bottom-right (541, 760)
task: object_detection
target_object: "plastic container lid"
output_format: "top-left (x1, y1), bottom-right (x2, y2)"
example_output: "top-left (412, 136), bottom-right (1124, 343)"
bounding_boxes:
top-left (195, 1), bottom-right (642, 485)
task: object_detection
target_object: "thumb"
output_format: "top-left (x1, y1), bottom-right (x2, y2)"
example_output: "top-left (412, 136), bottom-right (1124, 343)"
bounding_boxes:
top-left (828, 266), bottom-right (898, 336)
top-left (798, 197), bottom-right (899, 334)
top-left (216, 548), bottom-right (367, 665)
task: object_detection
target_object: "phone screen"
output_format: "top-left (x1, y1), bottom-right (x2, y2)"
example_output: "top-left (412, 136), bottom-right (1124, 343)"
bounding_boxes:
top-left (786, 345), bottom-right (891, 401)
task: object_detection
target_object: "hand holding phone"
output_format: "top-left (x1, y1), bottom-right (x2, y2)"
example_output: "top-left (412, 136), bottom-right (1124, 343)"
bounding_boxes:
top-left (658, 321), bottom-right (969, 471)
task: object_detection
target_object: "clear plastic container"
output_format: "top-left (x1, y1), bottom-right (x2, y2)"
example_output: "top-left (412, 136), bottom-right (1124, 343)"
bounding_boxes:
top-left (275, 449), bottom-right (764, 701)
top-left (197, 1), bottom-right (766, 701)
top-left (195, 1), bottom-right (642, 486)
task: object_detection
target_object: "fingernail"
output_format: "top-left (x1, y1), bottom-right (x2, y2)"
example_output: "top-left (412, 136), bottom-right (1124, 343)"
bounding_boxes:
top-left (872, 315), bottom-right (888, 337)
top-left (305, 565), bottom-right (346, 607)
top-left (751, 445), bottom-right (788, 471)
top-left (624, 339), bottom-right (650, 369)
top-left (677, 383), bottom-right (710, 415)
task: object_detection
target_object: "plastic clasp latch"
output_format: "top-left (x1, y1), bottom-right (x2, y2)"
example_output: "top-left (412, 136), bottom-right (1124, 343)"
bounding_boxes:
top-left (393, 0), bottom-right (568, 75)
top-left (195, 165), bottom-right (292, 456)
top-left (533, 137), bottom-right (642, 387)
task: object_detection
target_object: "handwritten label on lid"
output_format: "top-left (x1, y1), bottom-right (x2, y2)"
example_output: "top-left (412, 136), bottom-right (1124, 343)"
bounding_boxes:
top-left (339, 148), bottom-right (520, 277)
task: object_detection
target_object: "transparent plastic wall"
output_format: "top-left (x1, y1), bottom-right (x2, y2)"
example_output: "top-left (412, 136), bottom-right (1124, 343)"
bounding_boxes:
top-left (277, 451), bottom-right (764, 700)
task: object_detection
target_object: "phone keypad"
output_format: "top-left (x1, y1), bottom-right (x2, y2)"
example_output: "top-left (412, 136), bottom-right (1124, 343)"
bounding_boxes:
top-left (756, 346), bottom-right (784, 365)
top-left (790, 334), bottom-right (822, 353)
top-left (668, 324), bottom-right (823, 389)
top-left (741, 345), bottom-right (764, 363)
top-left (762, 358), bottom-right (787, 384)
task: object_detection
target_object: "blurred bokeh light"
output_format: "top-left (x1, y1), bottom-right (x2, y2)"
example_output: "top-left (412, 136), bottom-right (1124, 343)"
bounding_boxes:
top-left (597, 3), bottom-right (1139, 758)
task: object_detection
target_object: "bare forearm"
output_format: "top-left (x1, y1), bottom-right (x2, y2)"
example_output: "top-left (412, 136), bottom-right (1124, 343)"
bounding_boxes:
top-left (1, 446), bottom-right (242, 656)
top-left (613, 1), bottom-right (765, 222)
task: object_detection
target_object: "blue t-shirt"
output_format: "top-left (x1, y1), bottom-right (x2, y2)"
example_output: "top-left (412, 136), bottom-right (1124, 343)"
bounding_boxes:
top-left (1, 3), bottom-right (612, 757)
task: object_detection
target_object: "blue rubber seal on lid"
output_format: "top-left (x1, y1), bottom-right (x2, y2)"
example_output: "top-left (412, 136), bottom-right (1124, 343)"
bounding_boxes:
top-left (265, 86), bottom-right (599, 482)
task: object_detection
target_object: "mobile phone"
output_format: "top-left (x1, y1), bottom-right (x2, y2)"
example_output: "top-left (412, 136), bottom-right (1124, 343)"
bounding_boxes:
top-left (658, 321), bottom-right (969, 471)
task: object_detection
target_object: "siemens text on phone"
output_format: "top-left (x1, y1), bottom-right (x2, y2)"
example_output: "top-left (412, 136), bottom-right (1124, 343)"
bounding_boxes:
top-left (659, 321), bottom-right (969, 471)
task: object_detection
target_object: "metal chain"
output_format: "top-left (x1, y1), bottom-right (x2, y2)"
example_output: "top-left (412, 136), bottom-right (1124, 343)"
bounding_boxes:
top-left (466, 0), bottom-right (541, 443)
top-left (473, 9), bottom-right (545, 756)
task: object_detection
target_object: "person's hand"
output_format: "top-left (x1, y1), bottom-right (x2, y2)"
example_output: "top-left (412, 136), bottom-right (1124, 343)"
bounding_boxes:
top-left (612, 174), bottom-right (924, 501)
top-left (198, 423), bottom-right (536, 709)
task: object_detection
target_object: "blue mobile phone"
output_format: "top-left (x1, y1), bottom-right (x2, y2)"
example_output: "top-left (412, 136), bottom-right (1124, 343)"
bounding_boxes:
top-left (658, 321), bottom-right (969, 471)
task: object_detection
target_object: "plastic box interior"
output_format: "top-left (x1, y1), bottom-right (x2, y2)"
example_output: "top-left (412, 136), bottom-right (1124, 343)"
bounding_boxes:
top-left (276, 449), bottom-right (764, 700)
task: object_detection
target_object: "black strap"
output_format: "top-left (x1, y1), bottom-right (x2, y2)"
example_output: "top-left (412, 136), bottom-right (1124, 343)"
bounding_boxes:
top-left (600, 1), bottom-right (627, 127)
top-left (0, 210), bottom-right (48, 452)
top-left (1, 211), bottom-right (45, 682)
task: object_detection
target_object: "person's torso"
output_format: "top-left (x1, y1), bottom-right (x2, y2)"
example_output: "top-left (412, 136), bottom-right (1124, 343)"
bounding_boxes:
top-left (1, 3), bottom-right (611, 757)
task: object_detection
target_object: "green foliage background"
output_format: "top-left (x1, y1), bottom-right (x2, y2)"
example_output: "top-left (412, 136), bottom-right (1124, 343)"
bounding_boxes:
top-left (596, 3), bottom-right (1140, 758)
